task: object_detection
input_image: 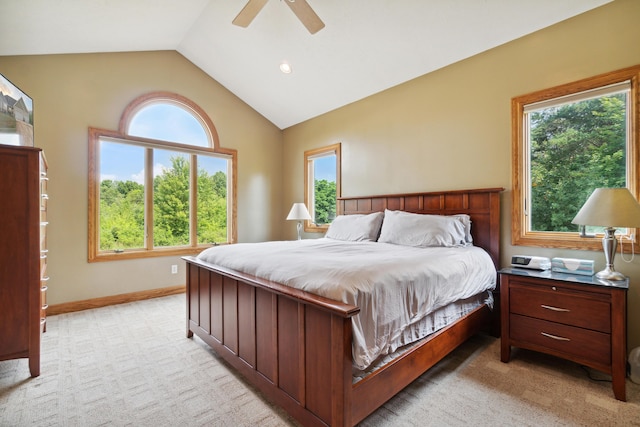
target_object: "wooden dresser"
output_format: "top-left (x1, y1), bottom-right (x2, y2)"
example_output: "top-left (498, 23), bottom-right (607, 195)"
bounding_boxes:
top-left (0, 144), bottom-right (48, 377)
top-left (499, 268), bottom-right (628, 401)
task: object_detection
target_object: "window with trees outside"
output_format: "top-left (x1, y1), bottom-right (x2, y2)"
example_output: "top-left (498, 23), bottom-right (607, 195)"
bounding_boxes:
top-left (304, 143), bottom-right (341, 232)
top-left (88, 92), bottom-right (237, 262)
top-left (512, 65), bottom-right (640, 250)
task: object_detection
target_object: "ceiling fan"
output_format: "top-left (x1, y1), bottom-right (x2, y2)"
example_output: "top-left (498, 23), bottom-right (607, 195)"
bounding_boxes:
top-left (233, 0), bottom-right (325, 34)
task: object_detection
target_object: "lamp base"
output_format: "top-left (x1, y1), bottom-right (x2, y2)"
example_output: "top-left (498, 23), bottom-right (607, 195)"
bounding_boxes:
top-left (595, 268), bottom-right (627, 281)
top-left (596, 227), bottom-right (626, 281)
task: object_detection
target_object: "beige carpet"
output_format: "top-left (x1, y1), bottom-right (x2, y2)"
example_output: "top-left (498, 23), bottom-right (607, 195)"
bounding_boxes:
top-left (1, 294), bottom-right (638, 426)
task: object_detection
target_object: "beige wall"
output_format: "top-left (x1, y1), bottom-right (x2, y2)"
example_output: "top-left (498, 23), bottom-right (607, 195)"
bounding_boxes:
top-left (0, 51), bottom-right (283, 305)
top-left (283, 0), bottom-right (640, 349)
top-left (2, 1), bottom-right (640, 350)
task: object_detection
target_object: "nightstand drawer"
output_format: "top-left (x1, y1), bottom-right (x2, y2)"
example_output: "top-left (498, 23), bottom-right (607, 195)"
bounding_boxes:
top-left (510, 284), bottom-right (610, 333)
top-left (510, 314), bottom-right (611, 367)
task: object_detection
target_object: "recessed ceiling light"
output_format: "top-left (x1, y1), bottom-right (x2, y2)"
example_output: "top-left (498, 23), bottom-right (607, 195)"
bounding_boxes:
top-left (279, 62), bottom-right (292, 74)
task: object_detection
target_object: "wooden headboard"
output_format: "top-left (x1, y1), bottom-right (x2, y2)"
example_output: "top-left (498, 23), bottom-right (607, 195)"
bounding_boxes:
top-left (338, 188), bottom-right (504, 268)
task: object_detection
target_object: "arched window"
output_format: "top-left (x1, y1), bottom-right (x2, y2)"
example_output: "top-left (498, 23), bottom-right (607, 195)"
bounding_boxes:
top-left (128, 103), bottom-right (209, 146)
top-left (88, 92), bottom-right (237, 261)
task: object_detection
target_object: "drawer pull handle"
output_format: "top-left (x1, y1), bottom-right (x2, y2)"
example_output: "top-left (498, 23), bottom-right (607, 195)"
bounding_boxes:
top-left (541, 332), bottom-right (571, 341)
top-left (541, 304), bottom-right (570, 312)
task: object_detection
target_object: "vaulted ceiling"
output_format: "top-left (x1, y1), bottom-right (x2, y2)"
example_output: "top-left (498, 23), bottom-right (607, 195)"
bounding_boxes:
top-left (0, 0), bottom-right (612, 129)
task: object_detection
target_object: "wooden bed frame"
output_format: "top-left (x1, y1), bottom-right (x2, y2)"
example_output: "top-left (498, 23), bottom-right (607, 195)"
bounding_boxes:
top-left (183, 187), bottom-right (503, 426)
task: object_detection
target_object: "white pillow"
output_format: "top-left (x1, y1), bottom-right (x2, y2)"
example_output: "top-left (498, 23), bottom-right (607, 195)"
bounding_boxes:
top-left (325, 212), bottom-right (384, 242)
top-left (378, 210), bottom-right (468, 248)
top-left (452, 214), bottom-right (473, 243)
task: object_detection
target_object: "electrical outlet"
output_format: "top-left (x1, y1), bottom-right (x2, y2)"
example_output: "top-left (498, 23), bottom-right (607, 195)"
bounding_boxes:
top-left (171, 265), bottom-right (178, 274)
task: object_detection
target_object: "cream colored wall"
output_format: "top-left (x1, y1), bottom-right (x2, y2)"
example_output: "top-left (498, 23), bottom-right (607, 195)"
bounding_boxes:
top-left (0, 51), bottom-right (283, 305)
top-left (283, 0), bottom-right (640, 350)
top-left (2, 1), bottom-right (639, 350)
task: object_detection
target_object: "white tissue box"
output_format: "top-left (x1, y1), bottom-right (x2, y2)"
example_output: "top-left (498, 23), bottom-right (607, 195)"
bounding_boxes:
top-left (551, 257), bottom-right (595, 276)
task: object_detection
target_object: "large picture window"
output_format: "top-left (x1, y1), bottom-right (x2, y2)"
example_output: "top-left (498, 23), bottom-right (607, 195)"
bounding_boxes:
top-left (304, 143), bottom-right (341, 232)
top-left (512, 65), bottom-right (640, 250)
top-left (88, 92), bottom-right (237, 261)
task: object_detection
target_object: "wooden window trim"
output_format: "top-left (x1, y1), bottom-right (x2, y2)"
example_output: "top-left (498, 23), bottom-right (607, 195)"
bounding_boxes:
top-left (88, 92), bottom-right (237, 262)
top-left (511, 65), bottom-right (640, 251)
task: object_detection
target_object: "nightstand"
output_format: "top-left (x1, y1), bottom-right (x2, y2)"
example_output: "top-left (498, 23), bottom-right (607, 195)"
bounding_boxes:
top-left (499, 268), bottom-right (628, 401)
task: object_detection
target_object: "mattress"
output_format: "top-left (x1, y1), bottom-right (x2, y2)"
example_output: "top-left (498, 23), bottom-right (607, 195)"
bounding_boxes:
top-left (197, 238), bottom-right (496, 370)
top-left (352, 291), bottom-right (492, 382)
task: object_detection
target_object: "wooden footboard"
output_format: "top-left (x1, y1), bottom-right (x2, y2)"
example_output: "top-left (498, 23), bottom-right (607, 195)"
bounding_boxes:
top-left (185, 256), bottom-right (492, 426)
top-left (185, 256), bottom-right (360, 426)
top-left (185, 187), bottom-right (503, 426)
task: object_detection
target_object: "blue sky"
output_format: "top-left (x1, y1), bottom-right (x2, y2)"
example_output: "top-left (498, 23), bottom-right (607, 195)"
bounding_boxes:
top-left (313, 155), bottom-right (336, 182)
top-left (100, 102), bottom-right (335, 183)
top-left (100, 104), bottom-right (226, 183)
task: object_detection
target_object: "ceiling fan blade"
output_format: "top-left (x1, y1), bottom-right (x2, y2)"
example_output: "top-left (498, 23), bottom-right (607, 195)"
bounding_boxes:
top-left (284, 0), bottom-right (325, 34)
top-left (232, 0), bottom-right (269, 28)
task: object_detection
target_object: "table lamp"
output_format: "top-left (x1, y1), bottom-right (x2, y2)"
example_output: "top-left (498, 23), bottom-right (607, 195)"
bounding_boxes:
top-left (287, 203), bottom-right (312, 240)
top-left (571, 187), bottom-right (640, 280)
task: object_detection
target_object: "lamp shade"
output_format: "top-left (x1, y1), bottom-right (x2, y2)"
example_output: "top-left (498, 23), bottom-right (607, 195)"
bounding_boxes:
top-left (286, 203), bottom-right (312, 221)
top-left (571, 188), bottom-right (640, 228)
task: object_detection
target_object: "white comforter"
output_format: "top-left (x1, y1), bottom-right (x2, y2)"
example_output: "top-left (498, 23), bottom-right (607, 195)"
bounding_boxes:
top-left (197, 238), bottom-right (496, 370)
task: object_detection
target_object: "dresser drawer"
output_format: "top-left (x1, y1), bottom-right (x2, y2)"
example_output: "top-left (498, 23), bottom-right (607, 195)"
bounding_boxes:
top-left (40, 284), bottom-right (48, 314)
top-left (40, 222), bottom-right (48, 248)
top-left (40, 192), bottom-right (49, 212)
top-left (510, 284), bottom-right (610, 333)
top-left (510, 313), bottom-right (611, 367)
top-left (41, 261), bottom-right (48, 281)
